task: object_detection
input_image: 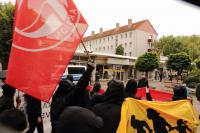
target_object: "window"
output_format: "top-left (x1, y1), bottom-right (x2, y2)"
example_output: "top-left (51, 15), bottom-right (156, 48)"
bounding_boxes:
top-left (125, 53), bottom-right (127, 56)
top-left (103, 38), bottom-right (105, 42)
top-left (129, 52), bottom-right (132, 56)
top-left (115, 35), bottom-right (118, 39)
top-left (103, 46), bottom-right (105, 51)
top-left (108, 37), bottom-right (109, 41)
top-left (129, 42), bottom-right (132, 47)
top-left (121, 34), bottom-right (123, 39)
top-left (99, 39), bottom-right (101, 43)
top-left (111, 45), bottom-right (113, 50)
top-left (129, 32), bottom-right (132, 37)
top-left (99, 47), bottom-right (101, 51)
top-left (125, 43), bottom-right (127, 48)
top-left (125, 33), bottom-right (127, 38)
top-left (111, 36), bottom-right (113, 40)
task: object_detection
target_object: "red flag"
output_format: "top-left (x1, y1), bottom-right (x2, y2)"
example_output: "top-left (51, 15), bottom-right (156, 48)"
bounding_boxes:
top-left (136, 88), bottom-right (173, 101)
top-left (6, 0), bottom-right (88, 102)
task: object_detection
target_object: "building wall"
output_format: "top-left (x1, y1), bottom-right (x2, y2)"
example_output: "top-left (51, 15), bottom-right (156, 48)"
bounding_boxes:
top-left (80, 30), bottom-right (157, 58)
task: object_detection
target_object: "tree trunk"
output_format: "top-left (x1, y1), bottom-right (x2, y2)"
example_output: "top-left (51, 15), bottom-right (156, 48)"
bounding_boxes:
top-left (145, 71), bottom-right (148, 79)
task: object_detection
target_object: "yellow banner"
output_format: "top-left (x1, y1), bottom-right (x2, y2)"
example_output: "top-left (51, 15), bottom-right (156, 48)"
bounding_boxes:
top-left (117, 98), bottom-right (199, 133)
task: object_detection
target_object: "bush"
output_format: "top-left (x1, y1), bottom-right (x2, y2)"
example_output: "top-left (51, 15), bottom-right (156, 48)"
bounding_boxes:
top-left (184, 70), bottom-right (200, 88)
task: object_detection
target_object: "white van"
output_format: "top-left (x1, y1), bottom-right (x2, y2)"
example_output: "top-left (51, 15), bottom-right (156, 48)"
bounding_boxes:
top-left (62, 65), bottom-right (86, 81)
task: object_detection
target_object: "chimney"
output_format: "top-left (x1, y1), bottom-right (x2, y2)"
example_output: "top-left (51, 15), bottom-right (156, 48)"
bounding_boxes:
top-left (91, 31), bottom-right (95, 36)
top-left (116, 23), bottom-right (120, 30)
top-left (128, 19), bottom-right (132, 28)
top-left (99, 28), bottom-right (103, 34)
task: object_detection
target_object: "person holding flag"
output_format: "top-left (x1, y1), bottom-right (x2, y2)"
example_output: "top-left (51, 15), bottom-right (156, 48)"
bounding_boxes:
top-left (51, 61), bottom-right (95, 133)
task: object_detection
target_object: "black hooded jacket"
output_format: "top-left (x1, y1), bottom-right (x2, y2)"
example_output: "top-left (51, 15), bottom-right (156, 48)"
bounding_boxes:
top-left (50, 63), bottom-right (94, 124)
top-left (0, 84), bottom-right (15, 114)
top-left (24, 94), bottom-right (42, 117)
top-left (92, 80), bottom-right (125, 133)
top-left (56, 106), bottom-right (103, 133)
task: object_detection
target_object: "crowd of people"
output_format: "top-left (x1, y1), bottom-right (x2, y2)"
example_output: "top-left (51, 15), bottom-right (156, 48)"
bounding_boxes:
top-left (0, 61), bottom-right (199, 133)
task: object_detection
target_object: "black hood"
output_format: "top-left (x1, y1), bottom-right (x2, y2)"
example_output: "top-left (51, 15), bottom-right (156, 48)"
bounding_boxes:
top-left (104, 80), bottom-right (125, 102)
top-left (2, 84), bottom-right (15, 98)
top-left (125, 79), bottom-right (137, 97)
top-left (56, 106), bottom-right (103, 133)
top-left (55, 80), bottom-right (74, 96)
top-left (173, 85), bottom-right (187, 100)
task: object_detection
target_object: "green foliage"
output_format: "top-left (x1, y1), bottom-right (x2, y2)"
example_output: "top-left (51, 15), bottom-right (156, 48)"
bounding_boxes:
top-left (195, 58), bottom-right (200, 69)
top-left (135, 52), bottom-right (159, 73)
top-left (184, 69), bottom-right (200, 88)
top-left (154, 35), bottom-right (200, 61)
top-left (115, 45), bottom-right (124, 55)
top-left (167, 52), bottom-right (191, 78)
top-left (0, 2), bottom-right (14, 69)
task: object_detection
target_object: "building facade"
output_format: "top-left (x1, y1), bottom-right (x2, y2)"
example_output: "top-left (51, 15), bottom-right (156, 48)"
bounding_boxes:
top-left (73, 19), bottom-right (161, 82)
top-left (81, 19), bottom-right (158, 57)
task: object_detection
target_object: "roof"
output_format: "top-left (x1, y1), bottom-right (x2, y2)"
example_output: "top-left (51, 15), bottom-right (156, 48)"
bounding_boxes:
top-left (83, 19), bottom-right (158, 42)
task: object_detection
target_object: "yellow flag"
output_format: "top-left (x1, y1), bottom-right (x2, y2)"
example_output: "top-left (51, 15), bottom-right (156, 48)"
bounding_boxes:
top-left (117, 98), bottom-right (199, 133)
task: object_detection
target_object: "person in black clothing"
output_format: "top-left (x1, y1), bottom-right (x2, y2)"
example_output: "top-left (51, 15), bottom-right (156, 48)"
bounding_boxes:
top-left (25, 94), bottom-right (43, 133)
top-left (172, 85), bottom-right (187, 101)
top-left (92, 80), bottom-right (125, 133)
top-left (159, 72), bottom-right (163, 82)
top-left (56, 106), bottom-right (103, 133)
top-left (0, 109), bottom-right (27, 133)
top-left (66, 74), bottom-right (74, 82)
top-left (196, 84), bottom-right (200, 101)
top-left (138, 76), bottom-right (149, 88)
top-left (50, 62), bottom-right (95, 133)
top-left (87, 82), bottom-right (104, 108)
top-left (125, 79), bottom-right (138, 98)
top-left (0, 84), bottom-right (15, 114)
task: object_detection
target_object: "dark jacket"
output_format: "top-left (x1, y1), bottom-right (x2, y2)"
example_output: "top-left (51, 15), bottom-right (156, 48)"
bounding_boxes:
top-left (92, 80), bottom-right (125, 133)
top-left (25, 95), bottom-right (42, 117)
top-left (50, 63), bottom-right (94, 123)
top-left (0, 84), bottom-right (15, 114)
top-left (138, 77), bottom-right (149, 88)
top-left (56, 106), bottom-right (103, 133)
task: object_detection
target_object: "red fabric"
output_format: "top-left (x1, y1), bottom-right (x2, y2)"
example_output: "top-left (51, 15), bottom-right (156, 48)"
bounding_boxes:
top-left (6, 0), bottom-right (88, 102)
top-left (136, 88), bottom-right (173, 101)
top-left (87, 86), bottom-right (105, 94)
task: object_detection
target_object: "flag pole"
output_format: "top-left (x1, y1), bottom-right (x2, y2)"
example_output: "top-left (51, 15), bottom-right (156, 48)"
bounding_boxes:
top-left (81, 40), bottom-right (92, 61)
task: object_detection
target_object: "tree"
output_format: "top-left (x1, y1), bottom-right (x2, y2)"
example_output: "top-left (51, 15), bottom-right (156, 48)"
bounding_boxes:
top-left (154, 35), bottom-right (200, 61)
top-left (0, 2), bottom-right (14, 69)
top-left (115, 45), bottom-right (124, 55)
top-left (167, 52), bottom-right (191, 81)
top-left (195, 58), bottom-right (200, 69)
top-left (154, 36), bottom-right (188, 56)
top-left (135, 52), bottom-right (159, 78)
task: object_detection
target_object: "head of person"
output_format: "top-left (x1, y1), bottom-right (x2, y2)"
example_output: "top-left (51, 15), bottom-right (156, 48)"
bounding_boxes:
top-left (125, 79), bottom-right (138, 98)
top-left (55, 80), bottom-right (74, 96)
top-left (0, 109), bottom-right (27, 132)
top-left (172, 85), bottom-right (187, 101)
top-left (56, 106), bottom-right (103, 133)
top-left (67, 75), bottom-right (74, 82)
top-left (1, 84), bottom-right (16, 98)
top-left (104, 80), bottom-right (125, 102)
top-left (93, 82), bottom-right (101, 93)
top-left (196, 84), bottom-right (200, 101)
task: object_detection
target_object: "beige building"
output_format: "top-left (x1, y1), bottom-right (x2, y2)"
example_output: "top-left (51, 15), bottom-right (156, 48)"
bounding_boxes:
top-left (81, 19), bottom-right (158, 57)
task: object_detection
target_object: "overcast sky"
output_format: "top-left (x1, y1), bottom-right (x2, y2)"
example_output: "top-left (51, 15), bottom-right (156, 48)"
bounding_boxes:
top-left (1, 0), bottom-right (200, 37)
